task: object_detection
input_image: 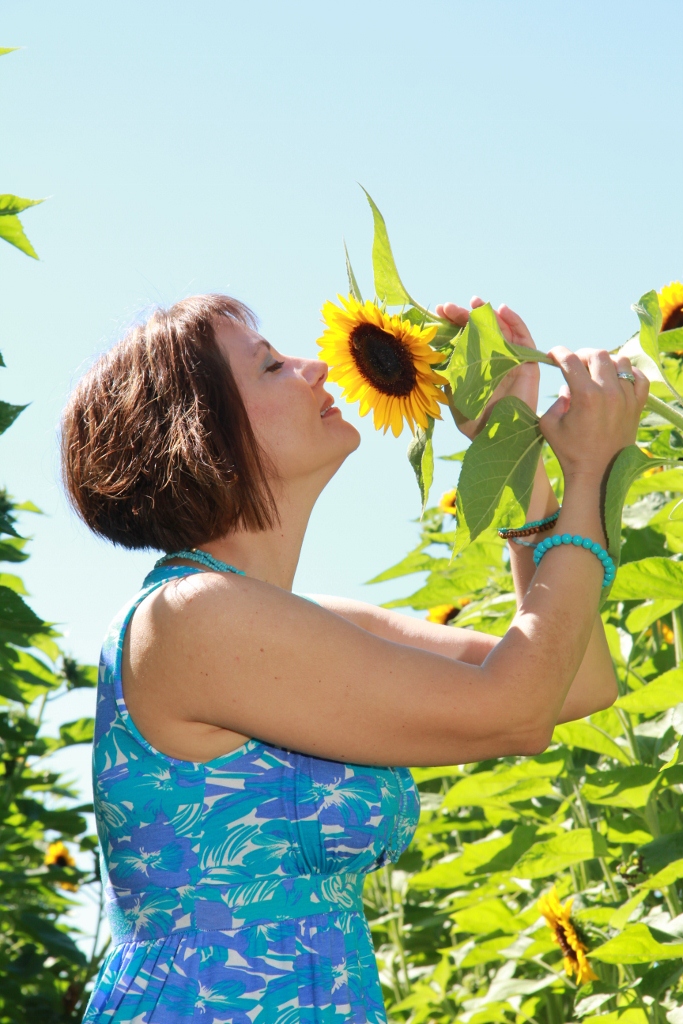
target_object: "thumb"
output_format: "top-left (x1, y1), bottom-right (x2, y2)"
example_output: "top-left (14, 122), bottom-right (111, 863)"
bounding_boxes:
top-left (539, 393), bottom-right (570, 440)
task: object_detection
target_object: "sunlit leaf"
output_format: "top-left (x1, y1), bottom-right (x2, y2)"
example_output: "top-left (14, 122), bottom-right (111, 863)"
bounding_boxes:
top-left (639, 856), bottom-right (683, 890)
top-left (407, 418), bottom-right (434, 514)
top-left (453, 397), bottom-right (543, 554)
top-left (581, 765), bottom-right (660, 809)
top-left (627, 467), bottom-right (683, 500)
top-left (634, 290), bottom-right (683, 402)
top-left (452, 898), bottom-right (519, 936)
top-left (625, 598), bottom-right (682, 634)
top-left (361, 187), bottom-right (413, 306)
top-left (410, 825), bottom-right (538, 890)
top-left (608, 891), bottom-right (647, 930)
top-left (591, 923), bottom-right (683, 964)
top-left (604, 446), bottom-right (668, 568)
top-left (616, 668), bottom-right (683, 714)
top-left (343, 240), bottom-right (362, 302)
top-left (513, 828), bottom-right (608, 879)
top-left (659, 327), bottom-right (683, 353)
top-left (58, 717), bottom-right (95, 746)
top-left (553, 721), bottom-right (631, 765)
top-left (0, 213), bottom-right (39, 259)
top-left (444, 303), bottom-right (553, 421)
top-left (610, 557), bottom-right (683, 602)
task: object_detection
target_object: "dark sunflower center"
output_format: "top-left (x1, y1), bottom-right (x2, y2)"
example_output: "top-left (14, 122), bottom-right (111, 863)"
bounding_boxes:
top-left (555, 925), bottom-right (575, 960)
top-left (663, 306), bottom-right (683, 332)
top-left (349, 323), bottom-right (417, 397)
top-left (54, 855), bottom-right (69, 867)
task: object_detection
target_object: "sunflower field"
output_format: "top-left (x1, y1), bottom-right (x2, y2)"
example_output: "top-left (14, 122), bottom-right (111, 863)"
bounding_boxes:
top-left (331, 197), bottom-right (683, 1024)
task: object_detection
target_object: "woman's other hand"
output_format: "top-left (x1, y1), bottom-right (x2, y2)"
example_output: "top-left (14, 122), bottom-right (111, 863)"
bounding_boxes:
top-left (541, 347), bottom-right (649, 485)
top-left (435, 297), bottom-right (540, 439)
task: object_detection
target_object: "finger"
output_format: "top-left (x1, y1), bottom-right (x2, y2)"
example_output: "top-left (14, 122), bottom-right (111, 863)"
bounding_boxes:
top-left (586, 348), bottom-right (619, 388)
top-left (470, 295), bottom-right (485, 309)
top-left (436, 302), bottom-right (470, 326)
top-left (497, 304), bottom-right (536, 350)
top-left (539, 393), bottom-right (571, 436)
top-left (547, 346), bottom-right (594, 394)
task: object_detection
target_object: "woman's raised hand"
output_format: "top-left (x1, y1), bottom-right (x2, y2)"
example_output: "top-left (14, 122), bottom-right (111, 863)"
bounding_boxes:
top-left (540, 347), bottom-right (649, 483)
top-left (435, 297), bottom-right (540, 439)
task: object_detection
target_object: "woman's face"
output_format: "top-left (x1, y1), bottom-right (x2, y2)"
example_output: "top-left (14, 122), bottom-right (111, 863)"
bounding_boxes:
top-left (215, 318), bottom-right (360, 491)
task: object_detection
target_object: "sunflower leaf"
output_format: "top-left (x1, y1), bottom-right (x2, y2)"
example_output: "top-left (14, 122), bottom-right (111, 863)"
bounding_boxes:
top-left (407, 418), bottom-right (434, 516)
top-left (361, 187), bottom-right (413, 306)
top-left (453, 397), bottom-right (543, 556)
top-left (343, 240), bottom-right (362, 303)
top-left (634, 290), bottom-right (683, 403)
top-left (0, 213), bottom-right (38, 259)
top-left (443, 304), bottom-right (552, 421)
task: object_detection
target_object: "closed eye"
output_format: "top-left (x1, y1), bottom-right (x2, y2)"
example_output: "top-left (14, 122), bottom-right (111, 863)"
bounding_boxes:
top-left (265, 360), bottom-right (285, 373)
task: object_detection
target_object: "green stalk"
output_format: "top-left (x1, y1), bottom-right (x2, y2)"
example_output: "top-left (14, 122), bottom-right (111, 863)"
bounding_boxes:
top-left (673, 606), bottom-right (683, 666)
top-left (644, 394), bottom-right (683, 432)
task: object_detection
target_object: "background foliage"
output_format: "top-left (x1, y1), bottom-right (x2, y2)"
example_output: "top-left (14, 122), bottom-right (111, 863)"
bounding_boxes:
top-left (362, 375), bottom-right (683, 1024)
top-left (0, 48), bottom-right (104, 1023)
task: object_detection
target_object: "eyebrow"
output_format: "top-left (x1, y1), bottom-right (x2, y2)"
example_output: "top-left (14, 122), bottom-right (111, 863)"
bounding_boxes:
top-left (254, 339), bottom-right (273, 360)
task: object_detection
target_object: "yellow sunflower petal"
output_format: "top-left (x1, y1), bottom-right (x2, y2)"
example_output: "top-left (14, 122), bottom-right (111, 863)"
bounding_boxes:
top-left (658, 281), bottom-right (683, 332)
top-left (316, 295), bottom-right (446, 437)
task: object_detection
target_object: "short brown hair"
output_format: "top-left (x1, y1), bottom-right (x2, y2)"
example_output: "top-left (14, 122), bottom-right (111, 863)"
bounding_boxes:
top-left (61, 294), bottom-right (277, 552)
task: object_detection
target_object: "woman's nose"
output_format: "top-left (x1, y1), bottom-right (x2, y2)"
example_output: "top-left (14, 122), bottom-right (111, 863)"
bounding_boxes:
top-left (302, 358), bottom-right (328, 387)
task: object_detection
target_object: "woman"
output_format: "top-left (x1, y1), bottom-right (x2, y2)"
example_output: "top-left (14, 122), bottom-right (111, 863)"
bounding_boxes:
top-left (62, 293), bottom-right (647, 1023)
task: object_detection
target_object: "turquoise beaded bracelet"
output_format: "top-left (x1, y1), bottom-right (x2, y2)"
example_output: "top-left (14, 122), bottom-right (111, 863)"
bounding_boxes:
top-left (532, 533), bottom-right (615, 588)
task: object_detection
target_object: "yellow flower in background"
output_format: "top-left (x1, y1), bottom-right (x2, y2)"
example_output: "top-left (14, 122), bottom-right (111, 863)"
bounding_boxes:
top-left (661, 623), bottom-right (675, 645)
top-left (438, 488), bottom-right (457, 516)
top-left (44, 840), bottom-right (78, 891)
top-left (426, 597), bottom-right (471, 625)
top-left (538, 886), bottom-right (597, 985)
top-left (658, 281), bottom-right (683, 333)
top-left (317, 295), bottom-right (447, 437)
top-left (427, 604), bottom-right (457, 625)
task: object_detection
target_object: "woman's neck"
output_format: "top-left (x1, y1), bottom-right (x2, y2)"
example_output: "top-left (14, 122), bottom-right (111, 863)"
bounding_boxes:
top-left (199, 483), bottom-right (316, 591)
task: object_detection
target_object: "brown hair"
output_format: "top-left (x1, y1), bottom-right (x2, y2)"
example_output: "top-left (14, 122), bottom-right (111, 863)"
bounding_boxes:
top-left (61, 294), bottom-right (277, 552)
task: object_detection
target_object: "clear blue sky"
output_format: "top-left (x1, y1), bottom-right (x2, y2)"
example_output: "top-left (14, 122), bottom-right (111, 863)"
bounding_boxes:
top-left (1, 1), bottom-right (682, 799)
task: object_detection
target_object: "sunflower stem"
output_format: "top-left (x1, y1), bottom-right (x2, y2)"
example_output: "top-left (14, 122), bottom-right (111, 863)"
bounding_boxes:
top-left (644, 394), bottom-right (683, 431)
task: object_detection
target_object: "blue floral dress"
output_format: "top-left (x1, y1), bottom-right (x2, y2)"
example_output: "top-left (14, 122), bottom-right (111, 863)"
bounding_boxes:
top-left (84, 566), bottom-right (419, 1023)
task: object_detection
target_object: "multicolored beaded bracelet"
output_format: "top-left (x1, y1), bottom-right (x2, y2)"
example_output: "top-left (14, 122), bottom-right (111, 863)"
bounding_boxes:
top-left (498, 509), bottom-right (561, 540)
top-left (532, 533), bottom-right (615, 588)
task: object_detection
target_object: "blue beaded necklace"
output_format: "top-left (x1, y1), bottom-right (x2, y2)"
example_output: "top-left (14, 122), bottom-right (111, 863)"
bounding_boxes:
top-left (154, 548), bottom-right (245, 576)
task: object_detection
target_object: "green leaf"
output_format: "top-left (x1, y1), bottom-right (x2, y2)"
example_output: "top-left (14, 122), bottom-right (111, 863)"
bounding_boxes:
top-left (625, 598), bottom-right (682, 634)
top-left (609, 557), bottom-right (683, 602)
top-left (590, 923), bottom-right (683, 964)
top-left (410, 825), bottom-right (538, 890)
top-left (442, 751), bottom-right (566, 810)
top-left (18, 912), bottom-right (86, 965)
top-left (361, 187), bottom-right (412, 306)
top-left (634, 290), bottom-right (683, 402)
top-left (0, 48), bottom-right (18, 57)
top-left (365, 544), bottom-right (445, 584)
top-left (0, 194), bottom-right (44, 216)
top-left (58, 717), bottom-right (95, 746)
top-left (581, 765), bottom-right (660, 809)
top-left (608, 891), bottom-right (647, 930)
top-left (452, 898), bottom-right (519, 935)
top-left (604, 446), bottom-right (667, 566)
top-left (343, 240), bottom-right (362, 302)
top-left (0, 400), bottom-right (26, 436)
top-left (627, 467), bottom-right (683, 499)
top-left (407, 418), bottom-right (434, 514)
top-left (0, 585), bottom-right (47, 646)
top-left (615, 667), bottom-right (683, 714)
top-left (639, 831), bottom-right (683, 875)
top-left (0, 213), bottom-right (38, 259)
top-left (553, 721), bottom-right (631, 765)
top-left (639, 856), bottom-right (683, 890)
top-left (513, 827), bottom-right (608, 879)
top-left (659, 327), bottom-right (683, 353)
top-left (453, 397), bottom-right (543, 554)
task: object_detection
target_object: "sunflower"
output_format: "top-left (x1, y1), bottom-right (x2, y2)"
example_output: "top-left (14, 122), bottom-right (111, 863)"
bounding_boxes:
top-left (317, 295), bottom-right (447, 437)
top-left (44, 840), bottom-right (78, 891)
top-left (658, 282), bottom-right (683, 332)
top-left (426, 597), bottom-right (471, 625)
top-left (438, 488), bottom-right (457, 515)
top-left (538, 886), bottom-right (597, 985)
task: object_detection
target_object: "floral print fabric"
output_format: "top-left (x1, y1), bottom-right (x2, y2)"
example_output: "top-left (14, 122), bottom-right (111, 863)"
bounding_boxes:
top-left (84, 566), bottom-right (419, 1023)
